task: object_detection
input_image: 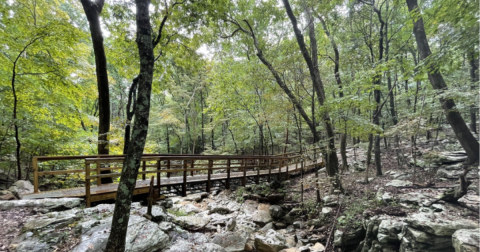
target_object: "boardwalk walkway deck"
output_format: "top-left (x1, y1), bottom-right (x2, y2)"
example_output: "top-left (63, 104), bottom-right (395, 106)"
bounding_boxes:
top-left (24, 151), bottom-right (321, 206)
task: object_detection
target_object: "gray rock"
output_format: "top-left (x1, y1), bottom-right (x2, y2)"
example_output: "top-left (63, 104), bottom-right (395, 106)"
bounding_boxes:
top-left (269, 205), bottom-right (284, 219)
top-left (252, 209), bottom-right (273, 226)
top-left (377, 218), bottom-right (404, 243)
top-left (208, 202), bottom-right (232, 214)
top-left (452, 228), bottom-right (479, 252)
top-left (0, 189), bottom-right (16, 200)
top-left (437, 151), bottom-right (467, 164)
top-left (158, 199), bottom-right (173, 208)
top-left (386, 180), bottom-right (412, 187)
top-left (73, 215), bottom-right (169, 252)
top-left (9, 180), bottom-right (34, 198)
top-left (14, 237), bottom-right (50, 252)
top-left (173, 215), bottom-right (211, 231)
top-left (24, 209), bottom-right (81, 231)
top-left (212, 231), bottom-right (248, 252)
top-left (322, 195), bottom-right (340, 207)
top-left (261, 222), bottom-right (275, 232)
top-left (255, 229), bottom-right (288, 252)
top-left (356, 178), bottom-right (373, 184)
top-left (288, 208), bottom-right (302, 216)
top-left (404, 212), bottom-right (479, 236)
top-left (293, 221), bottom-right (304, 229)
top-left (0, 198), bottom-right (82, 211)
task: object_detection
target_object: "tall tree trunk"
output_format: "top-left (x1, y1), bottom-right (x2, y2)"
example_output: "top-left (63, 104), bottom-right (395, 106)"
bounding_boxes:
top-left (201, 90), bottom-right (205, 152)
top-left (105, 0), bottom-right (154, 250)
top-left (81, 0), bottom-right (111, 183)
top-left (283, 1), bottom-right (338, 176)
top-left (123, 77), bottom-right (138, 154)
top-left (317, 14), bottom-right (348, 171)
top-left (406, 0), bottom-right (479, 164)
top-left (166, 125), bottom-right (170, 153)
top-left (11, 58), bottom-right (21, 180)
top-left (469, 48), bottom-right (478, 134)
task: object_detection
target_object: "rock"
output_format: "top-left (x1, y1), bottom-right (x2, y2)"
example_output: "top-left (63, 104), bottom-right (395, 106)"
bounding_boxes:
top-left (211, 231), bottom-right (247, 252)
top-left (13, 237), bottom-right (50, 252)
top-left (0, 190), bottom-right (16, 200)
top-left (355, 178), bottom-right (373, 184)
top-left (386, 180), bottom-right (412, 187)
top-left (173, 215), bottom-right (211, 230)
top-left (73, 215), bottom-right (169, 252)
top-left (261, 222), bottom-right (275, 232)
top-left (306, 219), bottom-right (324, 228)
top-left (334, 227), bottom-right (365, 247)
top-left (275, 222), bottom-right (287, 229)
top-left (310, 243), bottom-right (325, 252)
top-left (8, 180), bottom-right (34, 198)
top-left (158, 199), bottom-right (173, 208)
top-left (404, 212), bottom-right (479, 236)
top-left (208, 202), bottom-right (232, 214)
top-left (265, 193), bottom-right (286, 204)
top-left (377, 218), bottom-right (405, 244)
top-left (293, 221), bottom-right (304, 229)
top-left (321, 207), bottom-right (333, 215)
top-left (24, 209), bottom-right (81, 231)
top-left (322, 195), bottom-right (340, 207)
top-left (288, 208), bottom-right (302, 216)
top-left (333, 230), bottom-right (343, 247)
top-left (437, 169), bottom-right (478, 179)
top-left (185, 193), bottom-right (203, 202)
top-left (437, 151), bottom-right (467, 164)
top-left (255, 229), bottom-right (288, 252)
top-left (226, 217), bottom-right (236, 231)
top-left (252, 204), bottom-right (273, 226)
top-left (137, 205), bottom-right (169, 222)
top-left (269, 205), bottom-right (284, 219)
top-left (352, 161), bottom-right (366, 171)
top-left (0, 198), bottom-right (82, 211)
top-left (392, 173), bottom-right (412, 180)
top-left (452, 228), bottom-right (479, 252)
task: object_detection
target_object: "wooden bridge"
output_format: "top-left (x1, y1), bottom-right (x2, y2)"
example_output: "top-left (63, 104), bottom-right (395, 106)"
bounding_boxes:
top-left (24, 149), bottom-right (321, 207)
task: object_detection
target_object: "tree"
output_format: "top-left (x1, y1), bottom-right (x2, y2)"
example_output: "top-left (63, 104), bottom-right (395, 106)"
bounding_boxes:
top-left (406, 0), bottom-right (479, 165)
top-left (80, 0), bottom-right (112, 183)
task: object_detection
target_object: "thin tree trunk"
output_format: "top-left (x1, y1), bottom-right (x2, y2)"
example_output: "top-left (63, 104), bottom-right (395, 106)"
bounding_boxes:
top-left (407, 0), bottom-right (479, 164)
top-left (469, 48), bottom-right (478, 134)
top-left (81, 0), bottom-right (112, 184)
top-left (105, 0), bottom-right (155, 249)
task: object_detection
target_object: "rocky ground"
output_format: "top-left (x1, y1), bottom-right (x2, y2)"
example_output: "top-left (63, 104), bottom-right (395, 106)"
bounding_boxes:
top-left (0, 135), bottom-right (479, 252)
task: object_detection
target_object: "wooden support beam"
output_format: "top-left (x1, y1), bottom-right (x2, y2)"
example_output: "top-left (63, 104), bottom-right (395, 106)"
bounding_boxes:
top-left (226, 159), bottom-right (231, 190)
top-left (242, 159), bottom-right (246, 186)
top-left (182, 161), bottom-right (187, 197)
top-left (142, 161), bottom-right (146, 180)
top-left (268, 159), bottom-right (272, 183)
top-left (157, 160), bottom-right (161, 190)
top-left (207, 160), bottom-right (212, 192)
top-left (33, 157), bottom-right (39, 193)
top-left (86, 163), bottom-right (91, 207)
top-left (96, 161), bottom-right (101, 186)
top-left (167, 160), bottom-right (171, 178)
top-left (190, 160), bottom-right (194, 176)
top-left (256, 159), bottom-right (260, 184)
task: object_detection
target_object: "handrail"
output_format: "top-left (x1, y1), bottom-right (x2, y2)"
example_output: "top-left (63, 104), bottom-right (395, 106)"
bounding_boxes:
top-left (32, 152), bottom-right (319, 207)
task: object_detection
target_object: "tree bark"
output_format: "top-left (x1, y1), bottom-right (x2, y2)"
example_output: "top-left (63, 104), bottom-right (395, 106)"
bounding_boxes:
top-left (81, 0), bottom-right (112, 183)
top-left (123, 77), bottom-right (138, 154)
top-left (283, 1), bottom-right (338, 176)
top-left (105, 0), bottom-right (154, 250)
top-left (406, 0), bottom-right (479, 164)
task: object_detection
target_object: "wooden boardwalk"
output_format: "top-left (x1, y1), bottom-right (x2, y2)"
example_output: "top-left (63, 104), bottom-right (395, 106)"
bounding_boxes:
top-left (24, 151), bottom-right (321, 206)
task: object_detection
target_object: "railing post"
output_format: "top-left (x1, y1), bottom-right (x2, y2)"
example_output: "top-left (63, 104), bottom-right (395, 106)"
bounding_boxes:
top-left (226, 159), bottom-right (231, 190)
top-left (157, 159), bottom-right (161, 190)
top-left (190, 161), bottom-right (194, 176)
top-left (96, 161), bottom-right (101, 186)
top-left (207, 159), bottom-right (212, 193)
top-left (86, 162), bottom-right (91, 207)
top-left (182, 160), bottom-right (187, 197)
top-left (33, 157), bottom-right (39, 193)
top-left (268, 159), bottom-right (272, 182)
top-left (286, 159), bottom-right (290, 180)
top-left (242, 159), bottom-right (246, 186)
top-left (256, 159), bottom-right (260, 184)
top-left (142, 160), bottom-right (146, 180)
top-left (167, 160), bottom-right (171, 179)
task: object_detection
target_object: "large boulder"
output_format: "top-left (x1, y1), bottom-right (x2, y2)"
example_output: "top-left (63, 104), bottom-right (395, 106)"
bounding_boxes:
top-left (254, 229), bottom-right (288, 252)
top-left (252, 204), bottom-right (273, 226)
top-left (0, 189), bottom-right (17, 200)
top-left (8, 180), bottom-right (34, 198)
top-left (452, 228), bottom-right (479, 252)
top-left (211, 231), bottom-right (248, 252)
top-left (73, 215), bottom-right (169, 252)
top-left (172, 215), bottom-right (212, 231)
top-left (0, 198), bottom-right (82, 211)
top-left (208, 202), bottom-right (232, 214)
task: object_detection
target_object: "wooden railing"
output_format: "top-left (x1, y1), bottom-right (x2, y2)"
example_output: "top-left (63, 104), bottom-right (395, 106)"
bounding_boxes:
top-left (33, 154), bottom-right (304, 206)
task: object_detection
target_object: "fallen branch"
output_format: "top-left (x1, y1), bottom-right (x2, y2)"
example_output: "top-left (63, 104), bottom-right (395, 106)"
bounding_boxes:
top-left (425, 167), bottom-right (472, 207)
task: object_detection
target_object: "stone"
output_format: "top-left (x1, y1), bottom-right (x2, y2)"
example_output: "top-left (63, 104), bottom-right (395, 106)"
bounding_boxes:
top-left (269, 205), bottom-right (284, 219)
top-left (310, 243), bottom-right (325, 252)
top-left (322, 195), bottom-right (339, 207)
top-left (261, 222), bottom-right (275, 232)
top-left (0, 190), bottom-right (16, 200)
top-left (293, 221), bottom-right (304, 229)
top-left (0, 198), bottom-right (82, 211)
top-left (73, 215), bottom-right (169, 252)
top-left (356, 178), bottom-right (374, 184)
top-left (252, 206), bottom-right (273, 226)
top-left (288, 208), bottom-right (302, 216)
top-left (13, 237), bottom-right (50, 252)
top-left (211, 231), bottom-right (248, 252)
top-left (158, 199), bottom-right (173, 209)
top-left (8, 180), bottom-right (34, 198)
top-left (226, 217), bottom-right (236, 231)
top-left (321, 207), bottom-right (333, 215)
top-left (185, 193), bottom-right (203, 202)
top-left (306, 219), bottom-right (324, 228)
top-left (275, 222), bottom-right (287, 229)
top-left (386, 180), bottom-right (412, 187)
top-left (24, 209), bottom-right (81, 231)
top-left (208, 202), bottom-right (232, 214)
top-left (255, 229), bottom-right (288, 252)
top-left (352, 161), bottom-right (366, 171)
top-left (172, 215), bottom-right (211, 231)
top-left (437, 151), bottom-right (468, 164)
top-left (404, 212), bottom-right (479, 236)
top-left (137, 205), bottom-right (169, 222)
top-left (452, 228), bottom-right (479, 252)
top-left (377, 218), bottom-right (404, 244)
